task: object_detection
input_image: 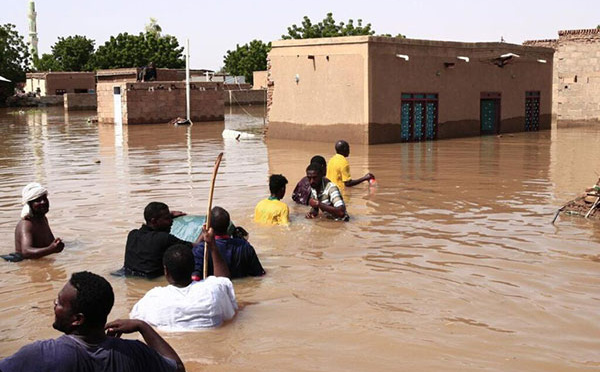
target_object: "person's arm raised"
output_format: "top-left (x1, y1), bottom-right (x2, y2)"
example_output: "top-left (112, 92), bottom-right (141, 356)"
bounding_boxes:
top-left (105, 319), bottom-right (185, 372)
top-left (203, 226), bottom-right (230, 278)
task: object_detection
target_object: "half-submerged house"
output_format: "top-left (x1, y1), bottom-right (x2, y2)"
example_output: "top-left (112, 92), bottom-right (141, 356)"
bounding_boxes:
top-left (267, 36), bottom-right (554, 144)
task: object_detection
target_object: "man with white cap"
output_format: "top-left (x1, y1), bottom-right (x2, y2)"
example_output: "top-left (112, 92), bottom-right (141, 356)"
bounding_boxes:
top-left (10, 182), bottom-right (64, 260)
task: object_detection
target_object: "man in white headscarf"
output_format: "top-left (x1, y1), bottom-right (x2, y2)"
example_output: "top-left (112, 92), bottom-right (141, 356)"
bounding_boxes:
top-left (7, 183), bottom-right (64, 261)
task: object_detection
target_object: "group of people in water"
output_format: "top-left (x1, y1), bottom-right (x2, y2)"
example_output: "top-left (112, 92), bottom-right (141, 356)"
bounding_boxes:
top-left (0, 140), bottom-right (374, 371)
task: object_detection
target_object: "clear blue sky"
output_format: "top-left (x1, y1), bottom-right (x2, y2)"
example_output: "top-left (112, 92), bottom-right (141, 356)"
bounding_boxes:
top-left (2, 0), bottom-right (599, 70)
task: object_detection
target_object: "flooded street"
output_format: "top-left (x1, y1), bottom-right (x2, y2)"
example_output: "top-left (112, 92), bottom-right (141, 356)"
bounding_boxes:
top-left (0, 106), bottom-right (599, 371)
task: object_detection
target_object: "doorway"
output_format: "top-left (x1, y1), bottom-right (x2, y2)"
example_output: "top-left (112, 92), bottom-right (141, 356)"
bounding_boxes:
top-left (480, 92), bottom-right (501, 135)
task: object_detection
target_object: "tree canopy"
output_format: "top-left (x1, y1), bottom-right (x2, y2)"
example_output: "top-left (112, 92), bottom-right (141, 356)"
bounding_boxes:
top-left (93, 32), bottom-right (184, 69)
top-left (0, 23), bottom-right (30, 82)
top-left (34, 35), bottom-right (95, 71)
top-left (282, 13), bottom-right (376, 39)
top-left (223, 40), bottom-right (271, 84)
top-left (222, 12), bottom-right (405, 84)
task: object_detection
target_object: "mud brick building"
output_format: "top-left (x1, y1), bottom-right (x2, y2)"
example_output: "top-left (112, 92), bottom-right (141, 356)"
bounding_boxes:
top-left (524, 28), bottom-right (600, 122)
top-left (267, 36), bottom-right (554, 144)
top-left (25, 72), bottom-right (95, 96)
top-left (96, 69), bottom-right (224, 124)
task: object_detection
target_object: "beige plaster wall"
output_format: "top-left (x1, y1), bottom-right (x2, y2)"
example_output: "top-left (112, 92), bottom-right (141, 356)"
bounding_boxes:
top-left (252, 71), bottom-right (268, 89)
top-left (25, 77), bottom-right (46, 95)
top-left (267, 37), bottom-right (369, 143)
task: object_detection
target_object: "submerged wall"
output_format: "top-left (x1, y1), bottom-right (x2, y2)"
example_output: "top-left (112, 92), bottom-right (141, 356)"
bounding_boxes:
top-left (97, 81), bottom-right (224, 124)
top-left (267, 37), bottom-right (369, 143)
top-left (64, 93), bottom-right (97, 110)
top-left (368, 38), bottom-right (553, 143)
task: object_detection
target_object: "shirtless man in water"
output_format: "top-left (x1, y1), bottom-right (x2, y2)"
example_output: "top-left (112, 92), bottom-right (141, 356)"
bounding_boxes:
top-left (13, 183), bottom-right (64, 260)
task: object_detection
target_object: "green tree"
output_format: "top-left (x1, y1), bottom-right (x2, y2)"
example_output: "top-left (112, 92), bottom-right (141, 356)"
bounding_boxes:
top-left (379, 33), bottom-right (406, 38)
top-left (33, 53), bottom-right (60, 71)
top-left (223, 39), bottom-right (271, 84)
top-left (282, 13), bottom-right (375, 39)
top-left (93, 32), bottom-right (184, 69)
top-left (0, 24), bottom-right (30, 103)
top-left (34, 35), bottom-right (95, 71)
top-left (0, 24), bottom-right (30, 81)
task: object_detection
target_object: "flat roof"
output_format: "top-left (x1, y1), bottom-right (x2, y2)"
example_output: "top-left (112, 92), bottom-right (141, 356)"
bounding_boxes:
top-left (271, 35), bottom-right (554, 54)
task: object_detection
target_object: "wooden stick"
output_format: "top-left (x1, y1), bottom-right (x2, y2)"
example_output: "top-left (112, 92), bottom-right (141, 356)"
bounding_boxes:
top-left (204, 152), bottom-right (223, 279)
top-left (585, 196), bottom-right (600, 219)
top-left (551, 206), bottom-right (565, 225)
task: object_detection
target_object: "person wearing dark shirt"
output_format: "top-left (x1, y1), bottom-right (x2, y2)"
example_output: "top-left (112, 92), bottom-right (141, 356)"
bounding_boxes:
top-left (138, 62), bottom-right (157, 82)
top-left (121, 202), bottom-right (195, 278)
top-left (292, 155), bottom-right (330, 205)
top-left (193, 206), bottom-right (265, 279)
top-left (0, 271), bottom-right (184, 372)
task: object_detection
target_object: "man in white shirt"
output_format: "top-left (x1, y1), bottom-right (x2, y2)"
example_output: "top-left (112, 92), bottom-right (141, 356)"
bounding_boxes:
top-left (130, 228), bottom-right (237, 331)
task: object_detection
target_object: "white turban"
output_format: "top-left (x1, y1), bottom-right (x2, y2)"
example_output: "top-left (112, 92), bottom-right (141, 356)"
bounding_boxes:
top-left (21, 182), bottom-right (48, 219)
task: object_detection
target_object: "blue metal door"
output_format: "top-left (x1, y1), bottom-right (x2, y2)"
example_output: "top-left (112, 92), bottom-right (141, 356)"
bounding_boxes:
top-left (480, 99), bottom-right (498, 134)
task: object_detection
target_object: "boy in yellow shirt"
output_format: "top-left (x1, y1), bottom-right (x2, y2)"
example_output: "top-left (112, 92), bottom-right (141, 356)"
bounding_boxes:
top-left (327, 140), bottom-right (374, 192)
top-left (254, 174), bottom-right (290, 226)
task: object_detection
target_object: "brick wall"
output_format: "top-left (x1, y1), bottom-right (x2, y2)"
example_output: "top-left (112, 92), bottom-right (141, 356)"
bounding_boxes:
top-left (525, 28), bottom-right (600, 121)
top-left (96, 68), bottom-right (184, 83)
top-left (97, 81), bottom-right (224, 124)
top-left (64, 93), bottom-right (97, 110)
top-left (45, 72), bottom-right (95, 95)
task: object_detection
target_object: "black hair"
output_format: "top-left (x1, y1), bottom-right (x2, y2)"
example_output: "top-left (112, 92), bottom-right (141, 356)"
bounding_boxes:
top-left (269, 174), bottom-right (288, 195)
top-left (144, 202), bottom-right (169, 223)
top-left (310, 155), bottom-right (326, 167)
top-left (306, 163), bottom-right (323, 174)
top-left (163, 244), bottom-right (194, 283)
top-left (69, 271), bottom-right (114, 327)
top-left (211, 206), bottom-right (230, 235)
top-left (335, 140), bottom-right (349, 154)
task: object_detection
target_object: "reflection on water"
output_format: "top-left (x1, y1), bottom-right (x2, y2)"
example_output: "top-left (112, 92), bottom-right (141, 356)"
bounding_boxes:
top-left (0, 107), bottom-right (599, 371)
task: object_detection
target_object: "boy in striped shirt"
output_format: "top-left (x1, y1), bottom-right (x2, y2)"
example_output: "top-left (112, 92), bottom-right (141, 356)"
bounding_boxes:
top-left (305, 163), bottom-right (349, 221)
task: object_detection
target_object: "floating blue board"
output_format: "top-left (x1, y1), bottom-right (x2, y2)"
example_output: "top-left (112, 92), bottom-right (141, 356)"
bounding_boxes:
top-left (171, 215), bottom-right (206, 242)
top-left (170, 215), bottom-right (236, 242)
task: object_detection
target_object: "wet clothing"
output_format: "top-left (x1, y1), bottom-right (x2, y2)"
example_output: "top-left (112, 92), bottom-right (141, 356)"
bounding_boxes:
top-left (0, 334), bottom-right (177, 372)
top-left (193, 236), bottom-right (265, 279)
top-left (124, 224), bottom-right (192, 278)
top-left (254, 197), bottom-right (290, 225)
top-left (311, 180), bottom-right (349, 221)
top-left (292, 177), bottom-right (331, 205)
top-left (130, 276), bottom-right (237, 330)
top-left (326, 154), bottom-right (351, 192)
top-left (1, 252), bottom-right (23, 262)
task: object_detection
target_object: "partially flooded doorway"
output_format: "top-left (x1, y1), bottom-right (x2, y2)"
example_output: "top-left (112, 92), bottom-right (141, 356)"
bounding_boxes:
top-left (480, 92), bottom-right (501, 135)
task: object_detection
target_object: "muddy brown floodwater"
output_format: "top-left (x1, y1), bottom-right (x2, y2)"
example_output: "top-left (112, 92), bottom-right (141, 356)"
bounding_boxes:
top-left (0, 106), bottom-right (599, 371)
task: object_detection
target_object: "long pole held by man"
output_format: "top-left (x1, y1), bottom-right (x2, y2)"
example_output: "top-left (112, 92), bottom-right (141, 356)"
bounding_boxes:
top-left (204, 153), bottom-right (223, 279)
